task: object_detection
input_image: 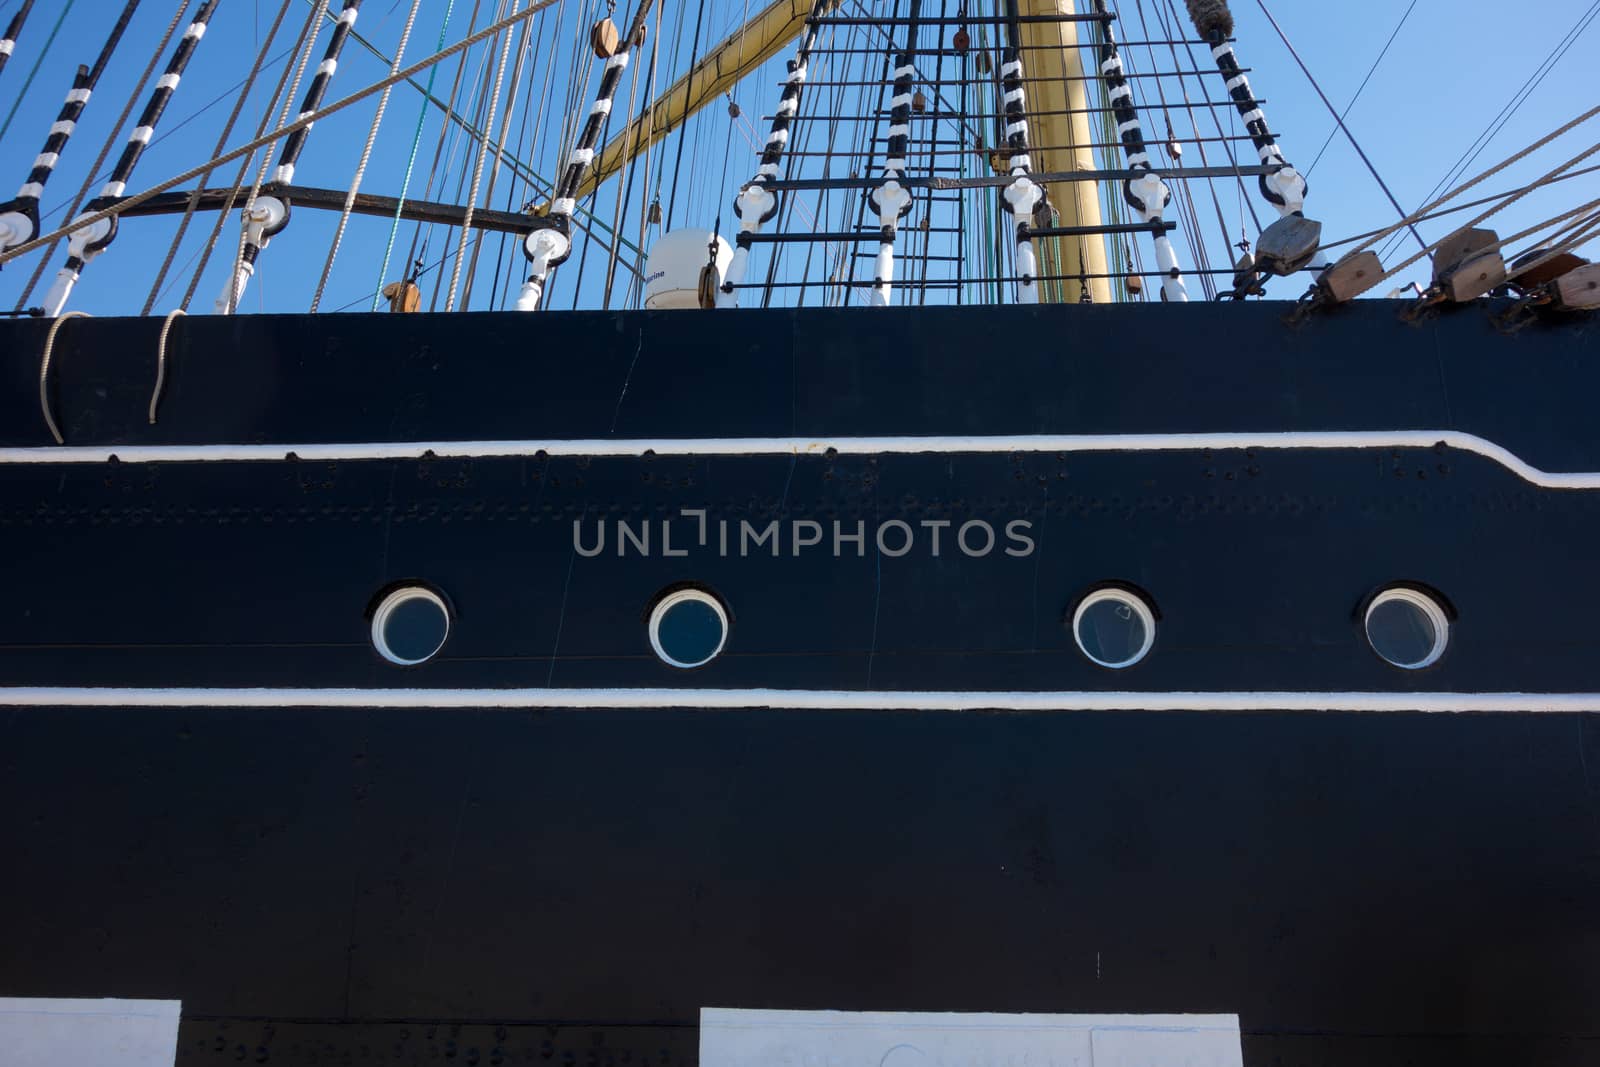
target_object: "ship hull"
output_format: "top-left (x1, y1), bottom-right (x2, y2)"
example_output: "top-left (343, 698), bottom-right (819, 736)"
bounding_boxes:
top-left (2, 301), bottom-right (1598, 1064)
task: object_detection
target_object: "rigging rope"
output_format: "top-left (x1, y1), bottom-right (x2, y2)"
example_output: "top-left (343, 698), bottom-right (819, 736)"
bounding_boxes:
top-left (1252, 0), bottom-right (1425, 258)
top-left (42, 0), bottom-right (221, 316)
top-left (1345, 106), bottom-right (1600, 261)
top-left (462, 4), bottom-right (535, 304)
top-left (10, 0), bottom-right (188, 313)
top-left (369, 0), bottom-right (451, 308)
top-left (312, 0), bottom-right (425, 312)
top-left (446, 0), bottom-right (519, 311)
top-left (145, 0), bottom-right (295, 315)
top-left (177, 0), bottom-right (320, 312)
top-left (1378, 0), bottom-right (1600, 264)
top-left (221, 0), bottom-right (332, 314)
top-left (0, 0), bottom-right (141, 268)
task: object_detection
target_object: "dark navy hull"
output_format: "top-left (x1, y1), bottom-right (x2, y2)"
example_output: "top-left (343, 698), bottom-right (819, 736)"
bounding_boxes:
top-left (2, 301), bottom-right (1599, 1064)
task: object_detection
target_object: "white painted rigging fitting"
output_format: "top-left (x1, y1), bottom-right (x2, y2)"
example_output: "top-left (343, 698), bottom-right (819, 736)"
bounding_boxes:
top-left (213, 196), bottom-right (287, 315)
top-left (645, 228), bottom-right (731, 309)
top-left (0, 209), bottom-right (32, 253)
top-left (39, 214), bottom-right (114, 317)
top-left (718, 185), bottom-right (775, 309)
top-left (868, 180), bottom-right (911, 307)
top-left (513, 227), bottom-right (572, 312)
top-left (1126, 171), bottom-right (1188, 303)
top-left (1003, 176), bottom-right (1044, 305)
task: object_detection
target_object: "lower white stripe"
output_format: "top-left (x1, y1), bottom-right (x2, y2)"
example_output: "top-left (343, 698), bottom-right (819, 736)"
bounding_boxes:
top-left (2, 687), bottom-right (1598, 712)
top-left (2, 431), bottom-right (1598, 490)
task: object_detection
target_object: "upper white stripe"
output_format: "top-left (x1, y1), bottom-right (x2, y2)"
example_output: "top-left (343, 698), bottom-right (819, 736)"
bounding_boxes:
top-left (2, 430), bottom-right (1600, 489)
top-left (1, 686), bottom-right (1598, 712)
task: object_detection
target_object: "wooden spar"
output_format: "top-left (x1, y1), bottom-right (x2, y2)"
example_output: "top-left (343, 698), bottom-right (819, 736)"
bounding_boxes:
top-left (1018, 0), bottom-right (1111, 303)
top-left (555, 0), bottom-right (842, 207)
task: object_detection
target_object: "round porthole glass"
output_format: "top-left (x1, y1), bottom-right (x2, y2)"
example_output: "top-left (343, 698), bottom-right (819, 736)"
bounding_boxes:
top-left (371, 586), bottom-right (451, 666)
top-left (1365, 587), bottom-right (1448, 669)
top-left (1072, 588), bottom-right (1156, 669)
top-left (649, 589), bottom-right (728, 669)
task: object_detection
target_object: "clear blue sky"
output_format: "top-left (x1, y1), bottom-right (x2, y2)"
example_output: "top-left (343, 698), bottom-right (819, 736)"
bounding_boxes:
top-left (0, 0), bottom-right (1595, 315)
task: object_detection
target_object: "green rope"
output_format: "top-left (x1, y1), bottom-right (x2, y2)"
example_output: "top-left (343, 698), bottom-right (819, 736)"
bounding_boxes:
top-left (0, 0), bottom-right (77, 144)
top-left (372, 0), bottom-right (458, 310)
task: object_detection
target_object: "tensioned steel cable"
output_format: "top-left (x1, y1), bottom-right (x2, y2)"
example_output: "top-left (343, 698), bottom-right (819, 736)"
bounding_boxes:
top-left (0, 0), bottom-right (72, 142)
top-left (1303, 0), bottom-right (1414, 178)
top-left (1378, 0), bottom-right (1600, 264)
top-left (0, 0), bottom-right (37, 78)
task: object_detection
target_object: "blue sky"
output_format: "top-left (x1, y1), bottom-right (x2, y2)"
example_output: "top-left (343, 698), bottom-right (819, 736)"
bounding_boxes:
top-left (0, 0), bottom-right (1595, 315)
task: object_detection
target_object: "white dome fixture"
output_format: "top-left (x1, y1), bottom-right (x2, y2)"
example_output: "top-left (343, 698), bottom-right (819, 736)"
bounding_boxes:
top-left (643, 229), bottom-right (732, 309)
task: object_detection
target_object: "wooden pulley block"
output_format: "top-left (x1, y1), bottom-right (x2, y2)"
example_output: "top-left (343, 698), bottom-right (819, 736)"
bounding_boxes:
top-left (918, 214), bottom-right (930, 231)
top-left (1443, 251), bottom-right (1507, 303)
top-left (975, 51), bottom-right (991, 74)
top-left (727, 98), bottom-right (741, 118)
top-left (1554, 262), bottom-right (1600, 310)
top-left (591, 17), bottom-right (620, 58)
top-left (1125, 273), bottom-right (1143, 296)
top-left (697, 264), bottom-right (720, 309)
top-left (1431, 227), bottom-right (1498, 284)
top-left (380, 279), bottom-right (421, 313)
top-left (911, 90), bottom-right (926, 114)
top-left (1317, 250), bottom-right (1383, 304)
top-left (633, 22), bottom-right (646, 47)
top-left (951, 28), bottom-right (969, 52)
top-left (647, 198), bottom-right (663, 225)
top-left (1509, 249), bottom-right (1585, 288)
top-left (988, 147), bottom-right (1011, 174)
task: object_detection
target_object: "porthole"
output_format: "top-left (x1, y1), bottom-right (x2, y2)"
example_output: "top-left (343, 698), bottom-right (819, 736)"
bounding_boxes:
top-left (649, 588), bottom-right (728, 669)
top-left (1072, 587), bottom-right (1156, 669)
top-left (1365, 587), bottom-right (1449, 670)
top-left (371, 586), bottom-right (451, 666)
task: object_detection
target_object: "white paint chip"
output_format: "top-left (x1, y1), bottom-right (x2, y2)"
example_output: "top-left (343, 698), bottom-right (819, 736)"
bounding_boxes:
top-left (0, 997), bottom-right (182, 1067)
top-left (700, 1008), bottom-right (1243, 1067)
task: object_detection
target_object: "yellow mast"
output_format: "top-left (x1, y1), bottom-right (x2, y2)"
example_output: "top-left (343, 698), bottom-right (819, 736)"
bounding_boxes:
top-left (1015, 0), bottom-right (1111, 303)
top-left (560, 0), bottom-right (840, 206)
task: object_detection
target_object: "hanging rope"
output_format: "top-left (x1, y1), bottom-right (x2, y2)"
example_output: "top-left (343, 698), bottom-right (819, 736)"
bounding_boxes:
top-left (39, 311), bottom-right (91, 444)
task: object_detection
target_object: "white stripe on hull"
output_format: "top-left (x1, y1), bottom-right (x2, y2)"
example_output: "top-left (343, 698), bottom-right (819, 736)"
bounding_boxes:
top-left (2, 429), bottom-right (1599, 489)
top-left (1, 686), bottom-right (1598, 712)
